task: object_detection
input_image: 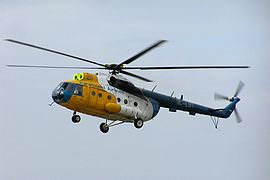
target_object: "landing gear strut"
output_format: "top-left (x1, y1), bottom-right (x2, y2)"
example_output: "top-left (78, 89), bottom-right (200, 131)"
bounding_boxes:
top-left (99, 120), bottom-right (125, 134)
top-left (72, 111), bottom-right (81, 123)
top-left (99, 119), bottom-right (145, 133)
top-left (210, 116), bottom-right (219, 129)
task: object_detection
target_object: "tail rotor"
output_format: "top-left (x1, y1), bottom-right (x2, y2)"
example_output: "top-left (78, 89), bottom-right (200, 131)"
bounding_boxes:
top-left (214, 93), bottom-right (230, 101)
top-left (214, 81), bottom-right (245, 123)
top-left (234, 80), bottom-right (245, 97)
top-left (234, 108), bottom-right (242, 123)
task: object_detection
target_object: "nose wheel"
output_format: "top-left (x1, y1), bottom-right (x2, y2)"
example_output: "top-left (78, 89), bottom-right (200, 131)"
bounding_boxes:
top-left (72, 112), bottom-right (81, 123)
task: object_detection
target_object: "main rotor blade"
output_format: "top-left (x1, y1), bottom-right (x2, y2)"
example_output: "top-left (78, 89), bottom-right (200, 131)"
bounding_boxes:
top-left (5, 39), bottom-right (105, 67)
top-left (124, 65), bottom-right (250, 70)
top-left (214, 93), bottom-right (230, 101)
top-left (234, 109), bottom-right (242, 123)
top-left (120, 70), bottom-right (153, 82)
top-left (234, 80), bottom-right (245, 97)
top-left (6, 64), bottom-right (105, 69)
top-left (118, 40), bottom-right (167, 67)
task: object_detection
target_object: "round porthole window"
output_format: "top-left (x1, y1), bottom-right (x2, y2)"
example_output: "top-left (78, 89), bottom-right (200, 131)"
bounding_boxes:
top-left (107, 95), bottom-right (112, 100)
top-left (98, 93), bottom-right (102, 98)
top-left (134, 102), bottom-right (138, 107)
top-left (91, 91), bottom-right (96, 96)
top-left (124, 99), bottom-right (128, 104)
top-left (117, 98), bottom-right (121, 102)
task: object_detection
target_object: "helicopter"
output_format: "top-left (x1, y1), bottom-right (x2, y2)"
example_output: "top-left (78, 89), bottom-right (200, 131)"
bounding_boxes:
top-left (6, 39), bottom-right (249, 133)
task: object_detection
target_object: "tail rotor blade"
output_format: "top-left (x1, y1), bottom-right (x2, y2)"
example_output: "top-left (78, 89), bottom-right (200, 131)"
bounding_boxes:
top-left (214, 93), bottom-right (229, 101)
top-left (234, 108), bottom-right (242, 123)
top-left (234, 81), bottom-right (245, 97)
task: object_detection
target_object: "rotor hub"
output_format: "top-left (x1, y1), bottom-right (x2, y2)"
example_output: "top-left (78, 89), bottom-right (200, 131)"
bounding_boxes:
top-left (105, 64), bottom-right (125, 75)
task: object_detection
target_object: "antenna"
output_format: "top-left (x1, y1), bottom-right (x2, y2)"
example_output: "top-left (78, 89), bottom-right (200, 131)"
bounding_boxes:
top-left (152, 85), bottom-right (157, 91)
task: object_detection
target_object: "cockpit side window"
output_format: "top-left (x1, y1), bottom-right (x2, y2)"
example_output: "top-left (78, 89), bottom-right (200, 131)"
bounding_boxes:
top-left (73, 85), bottom-right (83, 96)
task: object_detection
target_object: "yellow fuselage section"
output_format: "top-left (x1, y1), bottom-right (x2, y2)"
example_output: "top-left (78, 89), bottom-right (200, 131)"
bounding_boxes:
top-left (62, 73), bottom-right (119, 118)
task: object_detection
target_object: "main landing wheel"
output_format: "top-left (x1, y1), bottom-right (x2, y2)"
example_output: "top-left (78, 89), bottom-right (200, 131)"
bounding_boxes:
top-left (100, 123), bottom-right (109, 133)
top-left (72, 115), bottom-right (81, 123)
top-left (134, 119), bottom-right (144, 129)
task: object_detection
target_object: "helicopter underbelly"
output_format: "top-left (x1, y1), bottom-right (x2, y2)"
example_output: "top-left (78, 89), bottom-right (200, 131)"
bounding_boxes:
top-left (62, 94), bottom-right (155, 122)
top-left (105, 101), bottom-right (154, 122)
top-left (87, 100), bottom-right (154, 122)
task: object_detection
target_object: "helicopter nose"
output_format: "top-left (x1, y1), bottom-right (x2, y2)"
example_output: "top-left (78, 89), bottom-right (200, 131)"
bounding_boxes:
top-left (52, 89), bottom-right (64, 103)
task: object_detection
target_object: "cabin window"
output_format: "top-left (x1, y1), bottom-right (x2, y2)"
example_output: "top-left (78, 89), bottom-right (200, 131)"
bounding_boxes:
top-left (107, 95), bottom-right (112, 100)
top-left (124, 99), bottom-right (128, 104)
top-left (66, 83), bottom-right (75, 92)
top-left (73, 85), bottom-right (82, 96)
top-left (91, 91), bottom-right (96, 96)
top-left (98, 93), bottom-right (102, 98)
top-left (61, 82), bottom-right (69, 90)
top-left (134, 102), bottom-right (138, 107)
top-left (56, 82), bottom-right (69, 91)
top-left (117, 98), bottom-right (121, 102)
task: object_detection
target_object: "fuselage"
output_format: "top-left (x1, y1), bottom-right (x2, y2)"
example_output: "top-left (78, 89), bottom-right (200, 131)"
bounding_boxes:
top-left (52, 72), bottom-right (240, 123)
top-left (52, 72), bottom-right (157, 122)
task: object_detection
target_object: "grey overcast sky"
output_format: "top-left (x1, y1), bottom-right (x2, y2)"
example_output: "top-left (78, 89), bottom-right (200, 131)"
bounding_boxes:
top-left (0, 0), bottom-right (269, 179)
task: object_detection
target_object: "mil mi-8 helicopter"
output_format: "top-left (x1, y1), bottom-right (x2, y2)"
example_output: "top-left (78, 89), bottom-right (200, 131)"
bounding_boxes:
top-left (6, 39), bottom-right (249, 133)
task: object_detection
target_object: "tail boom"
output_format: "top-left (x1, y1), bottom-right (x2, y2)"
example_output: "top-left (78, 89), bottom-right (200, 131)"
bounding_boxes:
top-left (142, 89), bottom-right (240, 119)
